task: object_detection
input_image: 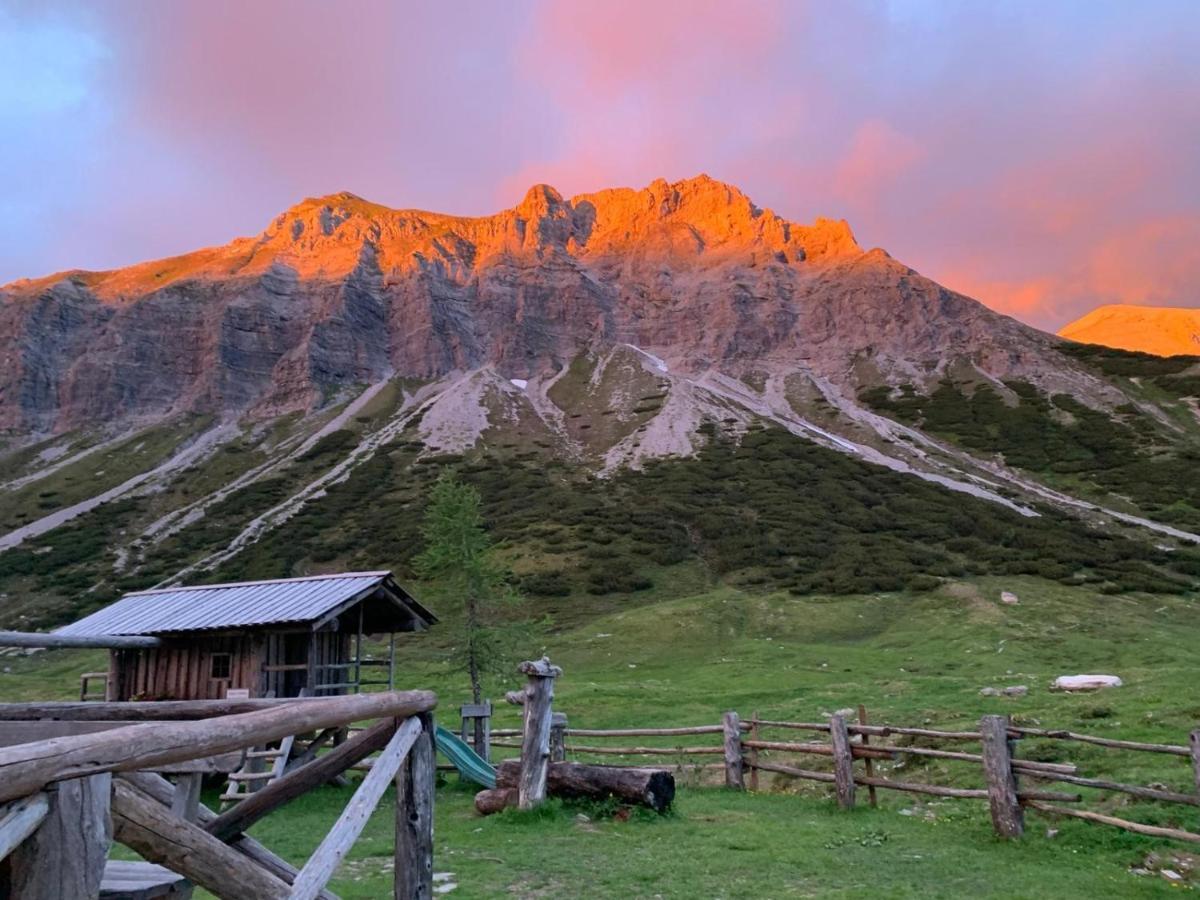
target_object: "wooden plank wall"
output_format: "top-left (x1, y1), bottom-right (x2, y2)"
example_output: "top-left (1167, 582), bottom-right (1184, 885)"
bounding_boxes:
top-left (116, 636), bottom-right (264, 701)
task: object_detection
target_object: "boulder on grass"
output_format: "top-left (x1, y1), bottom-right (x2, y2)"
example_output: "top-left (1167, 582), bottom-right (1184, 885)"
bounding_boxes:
top-left (1052, 674), bottom-right (1122, 692)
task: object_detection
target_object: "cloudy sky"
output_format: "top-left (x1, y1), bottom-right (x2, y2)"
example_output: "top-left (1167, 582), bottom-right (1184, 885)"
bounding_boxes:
top-left (2, 0), bottom-right (1197, 330)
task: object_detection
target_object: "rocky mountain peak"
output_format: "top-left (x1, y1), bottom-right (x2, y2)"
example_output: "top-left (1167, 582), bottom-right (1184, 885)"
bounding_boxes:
top-left (1059, 304), bottom-right (1200, 357)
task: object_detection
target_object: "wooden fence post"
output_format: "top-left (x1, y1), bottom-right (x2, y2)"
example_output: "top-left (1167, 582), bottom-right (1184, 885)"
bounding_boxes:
top-left (460, 701), bottom-right (492, 763)
top-left (749, 711), bottom-right (760, 792)
top-left (4, 774), bottom-right (111, 900)
top-left (829, 715), bottom-right (856, 810)
top-left (1190, 728), bottom-right (1200, 796)
top-left (722, 711), bottom-right (744, 790)
top-left (858, 705), bottom-right (877, 808)
top-left (549, 712), bottom-right (568, 763)
top-left (980, 715), bottom-right (1024, 838)
top-left (395, 713), bottom-right (434, 900)
top-left (517, 657), bottom-right (562, 811)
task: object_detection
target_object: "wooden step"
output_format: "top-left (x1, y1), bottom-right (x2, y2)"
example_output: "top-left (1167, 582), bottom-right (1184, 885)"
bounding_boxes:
top-left (227, 771), bottom-right (275, 781)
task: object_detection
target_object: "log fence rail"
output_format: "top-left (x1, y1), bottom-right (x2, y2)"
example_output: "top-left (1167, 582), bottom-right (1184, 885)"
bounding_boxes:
top-left (481, 708), bottom-right (1200, 845)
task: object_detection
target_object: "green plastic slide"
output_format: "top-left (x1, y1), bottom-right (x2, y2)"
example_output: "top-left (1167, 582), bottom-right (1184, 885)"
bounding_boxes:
top-left (434, 725), bottom-right (497, 788)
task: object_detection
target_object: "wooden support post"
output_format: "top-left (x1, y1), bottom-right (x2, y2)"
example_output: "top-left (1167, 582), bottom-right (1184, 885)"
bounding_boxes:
top-left (395, 713), bottom-right (434, 900)
top-left (722, 711), bottom-right (744, 790)
top-left (1191, 728), bottom-right (1200, 796)
top-left (829, 714), bottom-right (856, 810)
top-left (858, 705), bottom-right (877, 808)
top-left (549, 712), bottom-right (568, 763)
top-left (354, 603), bottom-right (364, 695)
top-left (460, 701), bottom-right (493, 763)
top-left (388, 633), bottom-right (396, 691)
top-left (749, 711), bottom-right (760, 792)
top-left (289, 717), bottom-right (422, 900)
top-left (981, 714), bottom-right (1024, 838)
top-left (112, 777), bottom-right (290, 900)
top-left (3, 774), bottom-right (111, 900)
top-left (171, 774), bottom-right (203, 900)
top-left (517, 657), bottom-right (562, 811)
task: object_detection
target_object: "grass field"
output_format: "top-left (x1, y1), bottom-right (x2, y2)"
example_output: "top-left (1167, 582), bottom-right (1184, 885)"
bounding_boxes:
top-left (2, 575), bottom-right (1197, 896)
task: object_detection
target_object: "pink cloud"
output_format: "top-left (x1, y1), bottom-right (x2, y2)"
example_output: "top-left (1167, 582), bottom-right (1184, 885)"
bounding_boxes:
top-left (832, 120), bottom-right (925, 207)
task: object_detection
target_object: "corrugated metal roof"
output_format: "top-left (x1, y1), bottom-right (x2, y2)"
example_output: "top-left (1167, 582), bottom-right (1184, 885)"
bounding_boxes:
top-left (55, 571), bottom-right (398, 636)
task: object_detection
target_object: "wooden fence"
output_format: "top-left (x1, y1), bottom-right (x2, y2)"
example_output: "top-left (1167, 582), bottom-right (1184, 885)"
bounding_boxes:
top-left (0, 691), bottom-right (437, 899)
top-left (489, 709), bottom-right (1200, 844)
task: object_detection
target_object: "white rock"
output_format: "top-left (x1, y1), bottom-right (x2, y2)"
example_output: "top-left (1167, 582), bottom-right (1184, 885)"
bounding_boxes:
top-left (1000, 591), bottom-right (1020, 605)
top-left (509, 378), bottom-right (528, 390)
top-left (1162, 870), bottom-right (1183, 881)
top-left (1053, 674), bottom-right (1123, 691)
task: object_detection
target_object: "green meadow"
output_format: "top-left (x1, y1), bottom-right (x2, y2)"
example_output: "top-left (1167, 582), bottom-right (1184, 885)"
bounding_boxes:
top-left (4, 575), bottom-right (1196, 897)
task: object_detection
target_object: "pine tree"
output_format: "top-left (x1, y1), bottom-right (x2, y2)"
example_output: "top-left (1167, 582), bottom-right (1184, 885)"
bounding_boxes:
top-left (415, 472), bottom-right (518, 708)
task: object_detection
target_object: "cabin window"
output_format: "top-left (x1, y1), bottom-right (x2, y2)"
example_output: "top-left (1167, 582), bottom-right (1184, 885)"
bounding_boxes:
top-left (210, 653), bottom-right (232, 680)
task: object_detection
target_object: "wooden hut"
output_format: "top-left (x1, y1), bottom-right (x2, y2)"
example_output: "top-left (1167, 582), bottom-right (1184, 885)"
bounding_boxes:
top-left (52, 571), bottom-right (436, 701)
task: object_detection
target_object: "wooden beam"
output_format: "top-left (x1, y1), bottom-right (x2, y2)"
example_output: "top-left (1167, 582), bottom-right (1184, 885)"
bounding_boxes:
top-left (3, 774), bottom-right (111, 900)
top-left (206, 718), bottom-right (398, 841)
top-left (829, 714), bottom-right (856, 810)
top-left (0, 630), bottom-right (162, 649)
top-left (1191, 728), bottom-right (1200, 795)
top-left (858, 705), bottom-right (877, 808)
top-left (395, 716), bottom-right (434, 900)
top-left (0, 793), bottom-right (49, 864)
top-left (121, 771), bottom-right (339, 900)
top-left (1025, 801), bottom-right (1200, 845)
top-left (722, 711), bottom-right (744, 790)
top-left (0, 697), bottom-right (364, 722)
top-left (0, 690), bottom-right (436, 803)
top-left (981, 714), bottom-right (1023, 838)
top-left (1009, 726), bottom-right (1190, 756)
top-left (111, 777), bottom-right (290, 900)
top-left (289, 718), bottom-right (422, 900)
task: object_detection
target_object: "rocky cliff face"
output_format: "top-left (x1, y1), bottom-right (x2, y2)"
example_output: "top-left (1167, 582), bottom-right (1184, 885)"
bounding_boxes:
top-left (1, 175), bottom-right (1098, 435)
top-left (1060, 304), bottom-right (1200, 357)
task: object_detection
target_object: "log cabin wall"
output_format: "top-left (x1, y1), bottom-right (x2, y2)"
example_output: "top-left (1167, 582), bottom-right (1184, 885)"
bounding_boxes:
top-left (110, 635), bottom-right (264, 701)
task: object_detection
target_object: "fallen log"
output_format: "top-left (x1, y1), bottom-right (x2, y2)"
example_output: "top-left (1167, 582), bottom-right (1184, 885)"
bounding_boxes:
top-left (496, 760), bottom-right (675, 813)
top-left (474, 788), bottom-right (517, 815)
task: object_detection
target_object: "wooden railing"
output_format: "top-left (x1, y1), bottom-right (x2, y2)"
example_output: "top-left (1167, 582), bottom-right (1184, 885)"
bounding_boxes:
top-left (489, 710), bottom-right (1200, 845)
top-left (0, 691), bottom-right (437, 899)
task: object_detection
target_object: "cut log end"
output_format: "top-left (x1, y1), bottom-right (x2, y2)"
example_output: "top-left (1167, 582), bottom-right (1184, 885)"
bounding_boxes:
top-left (474, 788), bottom-right (517, 816)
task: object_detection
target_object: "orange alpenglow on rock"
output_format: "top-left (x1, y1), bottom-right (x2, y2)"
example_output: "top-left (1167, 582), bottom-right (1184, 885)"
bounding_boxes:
top-left (1059, 304), bottom-right (1200, 357)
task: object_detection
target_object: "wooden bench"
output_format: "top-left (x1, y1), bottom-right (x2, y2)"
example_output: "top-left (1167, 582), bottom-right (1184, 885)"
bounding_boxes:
top-left (100, 861), bottom-right (190, 899)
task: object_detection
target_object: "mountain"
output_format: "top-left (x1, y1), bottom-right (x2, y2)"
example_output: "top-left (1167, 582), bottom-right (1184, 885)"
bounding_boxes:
top-left (1, 174), bottom-right (1101, 435)
top-left (1, 176), bottom-right (1198, 626)
top-left (1059, 304), bottom-right (1200, 357)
